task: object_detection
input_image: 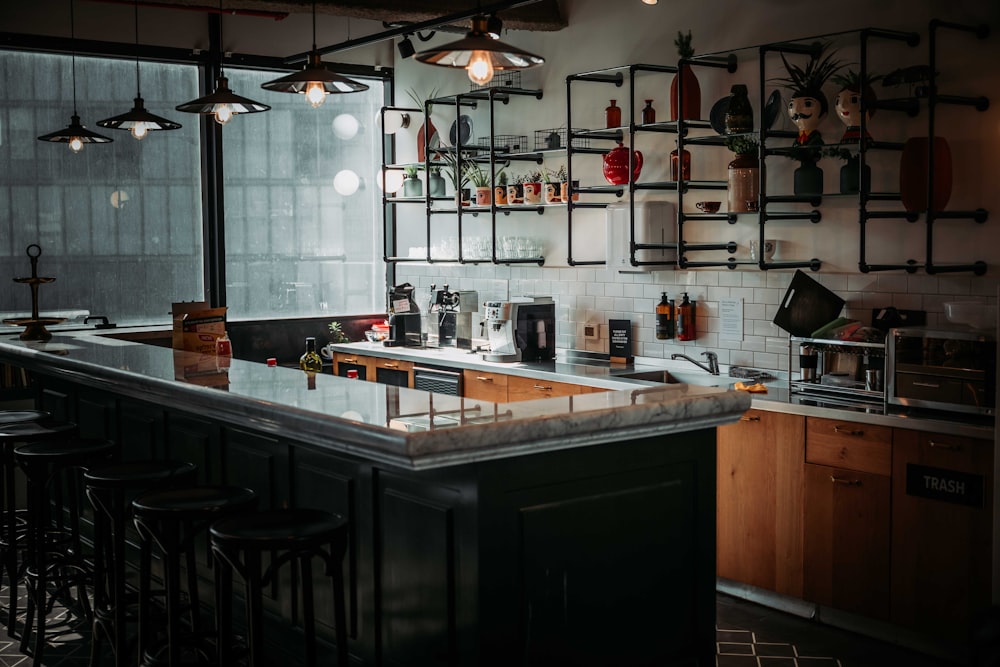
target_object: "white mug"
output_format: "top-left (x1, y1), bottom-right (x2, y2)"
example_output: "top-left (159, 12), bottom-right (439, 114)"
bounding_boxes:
top-left (320, 344), bottom-right (336, 360)
top-left (763, 239), bottom-right (777, 261)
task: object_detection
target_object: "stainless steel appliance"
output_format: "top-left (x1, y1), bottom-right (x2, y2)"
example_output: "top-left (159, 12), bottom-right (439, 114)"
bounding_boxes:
top-left (385, 283), bottom-right (422, 347)
top-left (483, 296), bottom-right (555, 363)
top-left (425, 286), bottom-right (478, 350)
top-left (888, 326), bottom-right (996, 416)
top-left (789, 336), bottom-right (886, 405)
top-left (413, 365), bottom-right (463, 396)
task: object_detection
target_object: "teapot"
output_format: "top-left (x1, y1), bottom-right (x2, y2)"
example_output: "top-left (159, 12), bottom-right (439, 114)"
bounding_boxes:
top-left (602, 143), bottom-right (643, 185)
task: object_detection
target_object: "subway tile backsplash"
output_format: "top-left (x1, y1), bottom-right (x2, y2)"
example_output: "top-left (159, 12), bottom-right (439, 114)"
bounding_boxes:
top-left (395, 265), bottom-right (999, 374)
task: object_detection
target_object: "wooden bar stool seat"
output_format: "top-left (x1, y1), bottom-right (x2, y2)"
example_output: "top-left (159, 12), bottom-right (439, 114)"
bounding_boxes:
top-left (210, 508), bottom-right (349, 667)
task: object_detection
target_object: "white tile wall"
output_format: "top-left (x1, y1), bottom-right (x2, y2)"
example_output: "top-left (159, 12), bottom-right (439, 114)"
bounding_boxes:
top-left (396, 264), bottom-right (1000, 375)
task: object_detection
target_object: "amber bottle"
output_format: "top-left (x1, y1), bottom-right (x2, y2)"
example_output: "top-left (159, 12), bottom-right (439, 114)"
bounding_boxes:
top-left (670, 144), bottom-right (691, 182)
top-left (605, 100), bottom-right (621, 129)
top-left (641, 100), bottom-right (656, 124)
top-left (655, 292), bottom-right (674, 340)
top-left (675, 293), bottom-right (696, 341)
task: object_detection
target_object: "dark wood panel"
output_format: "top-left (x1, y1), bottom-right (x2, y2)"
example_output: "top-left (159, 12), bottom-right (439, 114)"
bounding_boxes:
top-left (223, 428), bottom-right (290, 510)
top-left (117, 399), bottom-right (164, 460)
top-left (165, 415), bottom-right (223, 485)
top-left (39, 384), bottom-right (73, 424)
top-left (377, 471), bottom-right (461, 667)
top-left (891, 430), bottom-right (994, 642)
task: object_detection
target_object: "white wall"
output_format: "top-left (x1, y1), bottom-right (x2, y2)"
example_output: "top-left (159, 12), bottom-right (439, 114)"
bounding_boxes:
top-left (390, 0), bottom-right (1000, 371)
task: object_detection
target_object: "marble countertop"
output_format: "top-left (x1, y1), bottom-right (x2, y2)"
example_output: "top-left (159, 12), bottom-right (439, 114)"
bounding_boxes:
top-left (0, 332), bottom-right (751, 470)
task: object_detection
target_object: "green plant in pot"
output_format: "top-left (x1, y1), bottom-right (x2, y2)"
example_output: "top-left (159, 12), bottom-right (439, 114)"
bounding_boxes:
top-left (494, 169), bottom-right (508, 205)
top-left (465, 163), bottom-right (492, 206)
top-left (724, 135), bottom-right (760, 214)
top-left (402, 165), bottom-right (423, 198)
top-left (427, 165), bottom-right (446, 198)
top-left (506, 172), bottom-right (524, 204)
top-left (523, 169), bottom-right (543, 204)
top-left (437, 150), bottom-right (471, 205)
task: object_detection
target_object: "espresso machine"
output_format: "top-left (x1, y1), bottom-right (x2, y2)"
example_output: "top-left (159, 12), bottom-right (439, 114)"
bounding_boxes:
top-left (483, 296), bottom-right (555, 363)
top-left (426, 285), bottom-right (478, 350)
top-left (385, 283), bottom-right (422, 347)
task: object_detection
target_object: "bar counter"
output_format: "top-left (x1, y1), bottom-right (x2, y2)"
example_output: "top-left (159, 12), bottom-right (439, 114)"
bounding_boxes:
top-left (0, 331), bottom-right (751, 666)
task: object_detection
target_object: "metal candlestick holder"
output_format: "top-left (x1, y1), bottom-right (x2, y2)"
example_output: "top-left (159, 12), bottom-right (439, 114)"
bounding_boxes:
top-left (4, 244), bottom-right (65, 341)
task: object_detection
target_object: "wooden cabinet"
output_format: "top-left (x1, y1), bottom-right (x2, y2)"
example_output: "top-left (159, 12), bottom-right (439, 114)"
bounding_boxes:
top-left (803, 417), bottom-right (891, 620)
top-left (507, 375), bottom-right (582, 402)
top-left (890, 430), bottom-right (993, 642)
top-left (371, 357), bottom-right (413, 387)
top-left (716, 409), bottom-right (805, 596)
top-left (463, 369), bottom-right (509, 403)
top-left (334, 352), bottom-right (373, 381)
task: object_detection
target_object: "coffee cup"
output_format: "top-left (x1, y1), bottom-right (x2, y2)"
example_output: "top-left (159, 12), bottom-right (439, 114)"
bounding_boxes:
top-left (695, 201), bottom-right (721, 213)
top-left (763, 239), bottom-right (777, 261)
top-left (320, 344), bottom-right (336, 360)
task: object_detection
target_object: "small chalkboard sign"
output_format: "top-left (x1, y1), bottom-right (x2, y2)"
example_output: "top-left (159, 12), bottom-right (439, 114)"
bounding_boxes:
top-left (609, 319), bottom-right (633, 364)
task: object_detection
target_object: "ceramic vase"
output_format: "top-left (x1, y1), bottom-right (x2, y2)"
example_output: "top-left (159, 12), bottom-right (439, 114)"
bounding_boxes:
top-left (523, 182), bottom-right (542, 204)
top-left (507, 183), bottom-right (524, 204)
top-left (475, 186), bottom-right (492, 206)
top-left (670, 65), bottom-right (701, 121)
top-left (494, 185), bottom-right (508, 205)
top-left (560, 180), bottom-right (579, 203)
top-left (544, 182), bottom-right (561, 204)
top-left (839, 158), bottom-right (871, 195)
top-left (793, 161), bottom-right (823, 196)
top-left (428, 172), bottom-right (446, 197)
top-left (724, 84), bottom-right (753, 134)
top-left (670, 147), bottom-right (691, 182)
top-left (900, 136), bottom-right (952, 213)
top-left (416, 117), bottom-right (437, 163)
top-left (402, 175), bottom-right (422, 198)
top-left (727, 153), bottom-right (759, 213)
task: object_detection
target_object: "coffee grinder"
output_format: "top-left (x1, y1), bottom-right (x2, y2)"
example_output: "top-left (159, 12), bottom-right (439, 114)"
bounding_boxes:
top-left (426, 285), bottom-right (478, 349)
top-left (385, 283), bottom-right (422, 347)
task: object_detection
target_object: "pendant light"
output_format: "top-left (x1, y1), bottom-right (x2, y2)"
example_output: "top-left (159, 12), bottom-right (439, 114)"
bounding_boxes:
top-left (414, 14), bottom-right (544, 87)
top-left (175, 0), bottom-right (270, 125)
top-left (98, 0), bottom-right (181, 139)
top-left (37, 0), bottom-right (113, 152)
top-left (261, 0), bottom-right (368, 106)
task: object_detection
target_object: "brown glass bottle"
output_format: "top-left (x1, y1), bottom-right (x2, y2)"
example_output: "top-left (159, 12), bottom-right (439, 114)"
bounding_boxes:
top-left (605, 100), bottom-right (621, 129)
top-left (670, 145), bottom-right (691, 182)
top-left (675, 292), bottom-right (696, 341)
top-left (641, 100), bottom-right (656, 124)
top-left (655, 292), bottom-right (674, 340)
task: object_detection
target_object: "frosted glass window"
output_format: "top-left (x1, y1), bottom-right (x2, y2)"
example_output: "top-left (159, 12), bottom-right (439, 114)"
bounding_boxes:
top-left (0, 51), bottom-right (203, 326)
top-left (222, 68), bottom-right (383, 320)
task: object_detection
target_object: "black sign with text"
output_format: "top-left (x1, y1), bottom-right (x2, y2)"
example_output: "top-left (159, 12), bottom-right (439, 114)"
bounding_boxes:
top-left (905, 463), bottom-right (985, 508)
top-left (609, 319), bottom-right (633, 362)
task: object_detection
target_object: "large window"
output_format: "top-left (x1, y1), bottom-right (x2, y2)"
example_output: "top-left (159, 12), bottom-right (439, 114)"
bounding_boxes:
top-left (0, 51), bottom-right (203, 326)
top-left (222, 68), bottom-right (383, 320)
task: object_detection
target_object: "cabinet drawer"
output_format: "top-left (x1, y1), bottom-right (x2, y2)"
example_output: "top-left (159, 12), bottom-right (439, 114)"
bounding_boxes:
top-left (507, 376), bottom-right (582, 402)
top-left (463, 370), bottom-right (509, 403)
top-left (372, 358), bottom-right (413, 372)
top-left (806, 417), bottom-right (891, 476)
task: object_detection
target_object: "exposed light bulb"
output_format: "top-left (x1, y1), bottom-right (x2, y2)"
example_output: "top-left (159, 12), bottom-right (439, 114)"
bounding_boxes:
top-left (467, 51), bottom-right (494, 86)
top-left (69, 136), bottom-right (84, 153)
top-left (305, 82), bottom-right (327, 108)
top-left (214, 104), bottom-right (233, 125)
top-left (131, 123), bottom-right (149, 140)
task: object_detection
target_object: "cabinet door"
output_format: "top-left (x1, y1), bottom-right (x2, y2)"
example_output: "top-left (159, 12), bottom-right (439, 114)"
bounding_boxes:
top-left (806, 417), bottom-right (891, 476)
top-left (334, 353), bottom-right (373, 381)
top-left (891, 429), bottom-right (993, 642)
top-left (507, 376), bottom-right (582, 402)
top-left (463, 369), bottom-right (509, 403)
top-left (716, 409), bottom-right (805, 596)
top-left (803, 462), bottom-right (890, 620)
top-left (372, 357), bottom-right (414, 388)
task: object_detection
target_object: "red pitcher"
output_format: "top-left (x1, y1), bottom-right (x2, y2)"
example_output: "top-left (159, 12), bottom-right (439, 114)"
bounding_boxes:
top-left (602, 143), bottom-right (643, 185)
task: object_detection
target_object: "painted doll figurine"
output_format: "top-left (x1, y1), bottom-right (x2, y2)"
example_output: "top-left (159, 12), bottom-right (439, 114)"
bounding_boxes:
top-left (787, 94), bottom-right (825, 147)
top-left (775, 45), bottom-right (843, 150)
top-left (831, 69), bottom-right (882, 144)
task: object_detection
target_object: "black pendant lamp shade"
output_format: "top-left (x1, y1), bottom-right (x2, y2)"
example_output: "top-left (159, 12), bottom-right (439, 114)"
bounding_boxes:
top-left (38, 114), bottom-right (113, 152)
top-left (414, 15), bottom-right (544, 86)
top-left (37, 0), bottom-right (113, 152)
top-left (175, 76), bottom-right (271, 124)
top-left (261, 52), bottom-right (369, 105)
top-left (98, 0), bottom-right (181, 138)
top-left (261, 0), bottom-right (367, 107)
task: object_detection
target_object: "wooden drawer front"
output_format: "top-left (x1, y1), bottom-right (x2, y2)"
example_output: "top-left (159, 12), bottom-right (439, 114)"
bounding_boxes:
top-left (333, 353), bottom-right (373, 380)
top-left (806, 417), bottom-right (891, 476)
top-left (912, 431), bottom-right (993, 475)
top-left (373, 358), bottom-right (413, 372)
top-left (463, 370), bottom-right (509, 403)
top-left (507, 376), bottom-right (582, 402)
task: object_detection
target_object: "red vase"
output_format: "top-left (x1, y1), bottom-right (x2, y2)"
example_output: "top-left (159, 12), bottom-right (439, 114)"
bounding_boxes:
top-left (416, 117), bottom-right (437, 163)
top-left (670, 64), bottom-right (701, 121)
top-left (900, 137), bottom-right (952, 213)
top-left (603, 143), bottom-right (643, 185)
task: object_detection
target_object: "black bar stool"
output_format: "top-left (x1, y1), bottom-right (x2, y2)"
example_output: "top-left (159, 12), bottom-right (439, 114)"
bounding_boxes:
top-left (210, 508), bottom-right (349, 667)
top-left (131, 486), bottom-right (258, 667)
top-left (0, 419), bottom-right (78, 639)
top-left (85, 460), bottom-right (199, 667)
top-left (14, 437), bottom-right (118, 665)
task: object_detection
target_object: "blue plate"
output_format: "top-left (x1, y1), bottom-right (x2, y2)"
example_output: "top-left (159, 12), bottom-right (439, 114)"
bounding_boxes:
top-left (449, 115), bottom-right (473, 145)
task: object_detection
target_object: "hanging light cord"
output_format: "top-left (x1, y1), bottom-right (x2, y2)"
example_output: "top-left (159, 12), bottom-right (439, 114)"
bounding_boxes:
top-left (133, 0), bottom-right (141, 97)
top-left (312, 0), bottom-right (317, 52)
top-left (70, 0), bottom-right (78, 116)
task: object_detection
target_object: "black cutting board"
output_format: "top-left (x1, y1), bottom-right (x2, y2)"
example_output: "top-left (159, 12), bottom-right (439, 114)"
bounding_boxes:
top-left (772, 270), bottom-right (845, 337)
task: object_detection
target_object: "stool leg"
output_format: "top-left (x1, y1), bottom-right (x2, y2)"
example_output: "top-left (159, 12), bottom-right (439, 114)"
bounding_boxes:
top-left (245, 549), bottom-right (264, 667)
top-left (163, 520), bottom-right (182, 667)
top-left (110, 490), bottom-right (128, 666)
top-left (136, 521), bottom-right (154, 665)
top-left (22, 462), bottom-right (48, 665)
top-left (330, 539), bottom-right (349, 667)
top-left (184, 532), bottom-right (202, 637)
top-left (300, 554), bottom-right (316, 667)
top-left (2, 444), bottom-right (19, 638)
top-left (88, 487), bottom-right (110, 667)
top-left (213, 544), bottom-right (234, 667)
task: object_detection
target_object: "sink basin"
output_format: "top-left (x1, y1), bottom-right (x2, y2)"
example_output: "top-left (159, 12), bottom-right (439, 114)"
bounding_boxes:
top-left (614, 369), bottom-right (727, 387)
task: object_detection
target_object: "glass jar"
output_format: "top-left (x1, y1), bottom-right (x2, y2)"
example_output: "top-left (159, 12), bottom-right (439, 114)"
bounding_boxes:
top-left (641, 100), bottom-right (656, 124)
top-left (724, 84), bottom-right (754, 134)
top-left (605, 100), bottom-right (621, 129)
top-left (727, 152), bottom-right (759, 213)
top-left (670, 146), bottom-right (691, 182)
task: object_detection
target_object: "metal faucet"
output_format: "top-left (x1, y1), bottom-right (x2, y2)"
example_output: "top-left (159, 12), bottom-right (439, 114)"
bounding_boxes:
top-left (670, 351), bottom-right (720, 375)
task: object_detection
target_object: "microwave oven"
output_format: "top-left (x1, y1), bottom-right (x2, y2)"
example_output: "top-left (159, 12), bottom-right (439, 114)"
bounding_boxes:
top-left (887, 327), bottom-right (996, 416)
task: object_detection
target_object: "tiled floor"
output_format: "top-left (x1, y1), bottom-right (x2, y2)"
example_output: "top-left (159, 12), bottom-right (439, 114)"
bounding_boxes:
top-left (0, 588), bottom-right (962, 666)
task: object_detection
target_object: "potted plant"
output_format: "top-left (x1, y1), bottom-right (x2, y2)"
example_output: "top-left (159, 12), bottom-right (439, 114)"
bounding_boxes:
top-left (523, 170), bottom-right (543, 204)
top-left (506, 172), bottom-right (524, 204)
top-left (824, 144), bottom-right (871, 195)
top-left (402, 165), bottom-right (423, 198)
top-left (438, 150), bottom-right (471, 206)
top-left (465, 163), bottom-right (492, 206)
top-left (543, 165), bottom-right (565, 204)
top-left (831, 68), bottom-right (883, 144)
top-left (427, 165), bottom-right (446, 198)
top-left (724, 135), bottom-right (760, 213)
top-left (494, 169), bottom-right (508, 205)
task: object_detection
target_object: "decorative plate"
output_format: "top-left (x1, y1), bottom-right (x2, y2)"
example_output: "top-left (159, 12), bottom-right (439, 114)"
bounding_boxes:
top-left (449, 115), bottom-right (473, 145)
top-left (763, 90), bottom-right (782, 131)
top-left (709, 97), bottom-right (729, 135)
